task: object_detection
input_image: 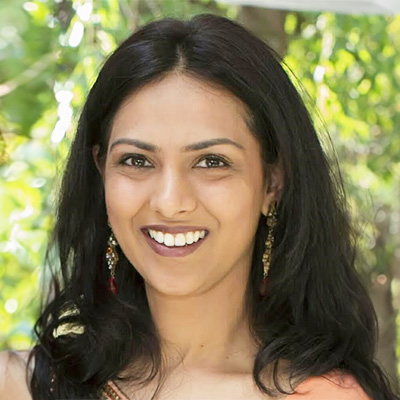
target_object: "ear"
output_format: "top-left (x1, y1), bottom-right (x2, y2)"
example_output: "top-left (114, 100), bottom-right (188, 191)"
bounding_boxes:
top-left (92, 145), bottom-right (104, 178)
top-left (261, 163), bottom-right (284, 216)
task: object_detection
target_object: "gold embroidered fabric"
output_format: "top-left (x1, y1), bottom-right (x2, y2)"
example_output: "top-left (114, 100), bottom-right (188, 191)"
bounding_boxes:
top-left (100, 380), bottom-right (130, 400)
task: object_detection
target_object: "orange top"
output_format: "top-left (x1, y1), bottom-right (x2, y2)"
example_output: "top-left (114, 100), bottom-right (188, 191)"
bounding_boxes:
top-left (288, 370), bottom-right (371, 400)
top-left (100, 370), bottom-right (371, 400)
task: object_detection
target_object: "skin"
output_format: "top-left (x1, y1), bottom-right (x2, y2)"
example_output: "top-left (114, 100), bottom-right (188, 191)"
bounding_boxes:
top-left (0, 351), bottom-right (32, 400)
top-left (0, 352), bottom-right (368, 400)
top-left (94, 73), bottom-right (283, 398)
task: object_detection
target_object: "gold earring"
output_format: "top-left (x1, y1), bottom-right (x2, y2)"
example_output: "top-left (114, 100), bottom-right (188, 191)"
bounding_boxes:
top-left (259, 202), bottom-right (277, 296)
top-left (106, 231), bottom-right (119, 294)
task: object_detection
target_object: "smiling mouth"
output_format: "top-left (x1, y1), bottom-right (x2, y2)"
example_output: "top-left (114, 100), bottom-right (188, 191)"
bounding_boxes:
top-left (141, 228), bottom-right (208, 257)
top-left (144, 228), bottom-right (208, 247)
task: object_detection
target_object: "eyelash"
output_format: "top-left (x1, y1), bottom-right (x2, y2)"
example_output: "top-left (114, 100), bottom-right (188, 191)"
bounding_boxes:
top-left (119, 154), bottom-right (152, 168)
top-left (118, 154), bottom-right (231, 169)
top-left (195, 154), bottom-right (231, 169)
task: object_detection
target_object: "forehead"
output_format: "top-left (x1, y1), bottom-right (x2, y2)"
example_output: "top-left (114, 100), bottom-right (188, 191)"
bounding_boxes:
top-left (110, 73), bottom-right (255, 145)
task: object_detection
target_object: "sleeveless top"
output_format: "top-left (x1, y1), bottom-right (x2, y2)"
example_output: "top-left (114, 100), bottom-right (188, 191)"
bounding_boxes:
top-left (99, 370), bottom-right (371, 400)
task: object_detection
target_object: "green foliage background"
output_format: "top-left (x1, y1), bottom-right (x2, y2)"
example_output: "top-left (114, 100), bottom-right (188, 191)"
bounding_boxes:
top-left (1, 0), bottom-right (399, 381)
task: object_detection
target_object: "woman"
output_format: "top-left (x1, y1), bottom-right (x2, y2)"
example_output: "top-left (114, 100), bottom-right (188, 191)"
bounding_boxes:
top-left (0, 13), bottom-right (398, 400)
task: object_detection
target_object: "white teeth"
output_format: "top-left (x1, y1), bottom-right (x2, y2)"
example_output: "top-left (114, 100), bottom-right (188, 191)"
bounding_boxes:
top-left (155, 231), bottom-right (164, 243)
top-left (174, 234), bottom-right (186, 247)
top-left (147, 229), bottom-right (206, 247)
top-left (164, 233), bottom-right (175, 247)
top-left (185, 232), bottom-right (194, 244)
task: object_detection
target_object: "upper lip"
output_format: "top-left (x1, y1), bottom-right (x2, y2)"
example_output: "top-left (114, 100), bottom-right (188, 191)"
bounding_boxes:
top-left (141, 225), bottom-right (209, 234)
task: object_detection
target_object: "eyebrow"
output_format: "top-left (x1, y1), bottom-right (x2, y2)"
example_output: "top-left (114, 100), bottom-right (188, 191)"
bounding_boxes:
top-left (109, 137), bottom-right (245, 153)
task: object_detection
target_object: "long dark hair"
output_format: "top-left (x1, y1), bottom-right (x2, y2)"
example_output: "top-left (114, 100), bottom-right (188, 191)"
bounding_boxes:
top-left (29, 13), bottom-right (398, 400)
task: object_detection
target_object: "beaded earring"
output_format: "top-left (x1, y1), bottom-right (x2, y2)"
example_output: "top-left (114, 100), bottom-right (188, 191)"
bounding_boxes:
top-left (258, 202), bottom-right (277, 296)
top-left (106, 231), bottom-right (119, 294)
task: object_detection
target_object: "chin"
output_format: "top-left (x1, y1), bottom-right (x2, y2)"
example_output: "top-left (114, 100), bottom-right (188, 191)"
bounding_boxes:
top-left (145, 279), bottom-right (203, 298)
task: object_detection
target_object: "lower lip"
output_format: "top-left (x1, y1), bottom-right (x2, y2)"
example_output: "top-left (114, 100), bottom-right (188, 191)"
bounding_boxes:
top-left (142, 230), bottom-right (208, 257)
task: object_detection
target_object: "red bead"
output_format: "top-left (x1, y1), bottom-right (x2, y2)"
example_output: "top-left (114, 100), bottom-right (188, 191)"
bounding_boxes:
top-left (108, 277), bottom-right (118, 294)
top-left (258, 277), bottom-right (267, 296)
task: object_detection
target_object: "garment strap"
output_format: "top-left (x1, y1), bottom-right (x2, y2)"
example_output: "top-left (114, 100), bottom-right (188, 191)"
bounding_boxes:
top-left (101, 380), bottom-right (131, 400)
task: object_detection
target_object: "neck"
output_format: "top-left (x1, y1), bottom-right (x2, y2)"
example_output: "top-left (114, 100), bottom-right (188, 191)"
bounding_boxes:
top-left (145, 262), bottom-right (258, 374)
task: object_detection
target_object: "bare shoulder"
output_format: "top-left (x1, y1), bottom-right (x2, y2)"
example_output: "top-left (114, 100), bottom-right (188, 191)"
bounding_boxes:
top-left (289, 370), bottom-right (371, 400)
top-left (0, 350), bottom-right (33, 400)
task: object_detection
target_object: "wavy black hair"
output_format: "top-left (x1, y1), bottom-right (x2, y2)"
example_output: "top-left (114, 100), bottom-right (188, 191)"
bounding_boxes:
top-left (29, 13), bottom-right (398, 400)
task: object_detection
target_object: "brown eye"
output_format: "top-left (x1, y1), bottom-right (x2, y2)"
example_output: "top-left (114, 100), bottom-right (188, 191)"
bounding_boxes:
top-left (196, 155), bottom-right (230, 169)
top-left (120, 154), bottom-right (153, 168)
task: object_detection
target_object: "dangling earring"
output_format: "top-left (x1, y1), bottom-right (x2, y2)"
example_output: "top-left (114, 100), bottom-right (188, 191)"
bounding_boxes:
top-left (259, 202), bottom-right (277, 296)
top-left (106, 231), bottom-right (119, 294)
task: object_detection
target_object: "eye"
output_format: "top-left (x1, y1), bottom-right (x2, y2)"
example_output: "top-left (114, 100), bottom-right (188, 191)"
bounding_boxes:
top-left (195, 155), bottom-right (231, 169)
top-left (119, 154), bottom-right (153, 168)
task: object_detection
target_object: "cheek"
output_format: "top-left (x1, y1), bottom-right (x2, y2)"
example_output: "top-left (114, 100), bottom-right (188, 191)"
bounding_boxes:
top-left (195, 175), bottom-right (263, 223)
top-left (104, 173), bottom-right (149, 220)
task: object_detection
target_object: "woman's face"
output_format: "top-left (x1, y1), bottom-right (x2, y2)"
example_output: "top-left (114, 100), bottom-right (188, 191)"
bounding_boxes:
top-left (97, 73), bottom-right (279, 297)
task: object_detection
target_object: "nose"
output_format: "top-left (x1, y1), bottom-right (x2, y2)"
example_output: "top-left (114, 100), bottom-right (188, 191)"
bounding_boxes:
top-left (149, 167), bottom-right (197, 219)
